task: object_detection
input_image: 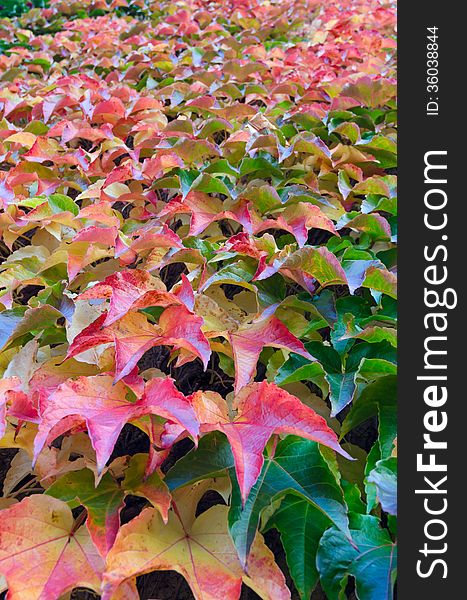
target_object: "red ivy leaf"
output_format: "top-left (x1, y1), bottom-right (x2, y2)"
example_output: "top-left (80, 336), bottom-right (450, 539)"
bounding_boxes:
top-left (33, 375), bottom-right (199, 474)
top-left (78, 269), bottom-right (193, 326)
top-left (229, 315), bottom-right (313, 393)
top-left (66, 305), bottom-right (210, 381)
top-left (211, 381), bottom-right (352, 503)
top-left (254, 203), bottom-right (338, 247)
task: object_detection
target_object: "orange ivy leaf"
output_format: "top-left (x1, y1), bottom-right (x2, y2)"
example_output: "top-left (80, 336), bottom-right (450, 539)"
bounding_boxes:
top-left (102, 483), bottom-right (290, 600)
top-left (0, 495), bottom-right (103, 599)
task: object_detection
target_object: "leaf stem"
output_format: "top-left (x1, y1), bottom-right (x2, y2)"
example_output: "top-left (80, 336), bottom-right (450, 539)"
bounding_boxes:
top-left (8, 476), bottom-right (39, 499)
top-left (71, 509), bottom-right (88, 535)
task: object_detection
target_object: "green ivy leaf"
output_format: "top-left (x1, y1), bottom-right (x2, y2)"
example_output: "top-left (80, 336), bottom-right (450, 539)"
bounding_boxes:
top-left (341, 375), bottom-right (397, 458)
top-left (228, 436), bottom-right (349, 566)
top-left (265, 495), bottom-right (330, 600)
top-left (48, 194), bottom-right (79, 216)
top-left (317, 513), bottom-right (397, 600)
top-left (367, 457), bottom-right (397, 515)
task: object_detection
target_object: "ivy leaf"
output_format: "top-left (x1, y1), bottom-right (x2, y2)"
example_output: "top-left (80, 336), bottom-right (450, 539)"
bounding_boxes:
top-left (48, 193), bottom-right (79, 216)
top-left (229, 315), bottom-right (313, 392)
top-left (317, 513), bottom-right (397, 600)
top-left (275, 355), bottom-right (327, 393)
top-left (217, 382), bottom-right (351, 503)
top-left (342, 324), bottom-right (397, 348)
top-left (200, 259), bottom-right (257, 292)
top-left (164, 433), bottom-right (349, 568)
top-left (341, 259), bottom-right (382, 295)
top-left (33, 375), bottom-right (199, 474)
top-left (46, 454), bottom-right (172, 556)
top-left (103, 483), bottom-right (291, 600)
top-left (362, 266), bottom-right (397, 299)
top-left (130, 223), bottom-right (184, 254)
top-left (121, 453), bottom-right (172, 514)
top-left (228, 436), bottom-right (350, 566)
top-left (340, 375), bottom-right (397, 458)
top-left (326, 341), bottom-right (396, 415)
top-left (0, 495), bottom-right (103, 599)
top-left (276, 341), bottom-right (395, 416)
top-left (0, 377), bottom-right (23, 438)
top-left (280, 247), bottom-right (348, 292)
top-left (265, 495), bottom-right (331, 600)
top-left (165, 431), bottom-right (234, 491)
top-left (338, 170), bottom-right (353, 200)
top-left (254, 203), bottom-right (338, 248)
top-left (367, 457), bottom-right (397, 515)
top-left (46, 468), bottom-right (125, 557)
top-left (161, 192), bottom-right (251, 236)
top-left (66, 305), bottom-right (211, 381)
top-left (0, 305), bottom-right (63, 351)
top-left (166, 381), bottom-right (350, 505)
top-left (159, 390), bottom-right (230, 449)
top-left (364, 443), bottom-right (381, 513)
top-left (340, 213), bottom-right (391, 241)
top-left (78, 269), bottom-right (192, 326)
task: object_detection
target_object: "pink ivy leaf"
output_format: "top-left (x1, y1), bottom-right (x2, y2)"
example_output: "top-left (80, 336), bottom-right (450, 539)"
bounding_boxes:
top-left (0, 377), bottom-right (22, 438)
top-left (229, 314), bottom-right (313, 393)
top-left (253, 203), bottom-right (338, 247)
top-left (66, 306), bottom-right (210, 381)
top-left (78, 269), bottom-right (191, 326)
top-left (33, 375), bottom-right (199, 474)
top-left (218, 381), bottom-right (352, 503)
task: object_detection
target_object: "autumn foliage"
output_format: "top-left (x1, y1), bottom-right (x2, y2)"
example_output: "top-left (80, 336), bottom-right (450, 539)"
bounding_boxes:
top-left (0, 0), bottom-right (397, 598)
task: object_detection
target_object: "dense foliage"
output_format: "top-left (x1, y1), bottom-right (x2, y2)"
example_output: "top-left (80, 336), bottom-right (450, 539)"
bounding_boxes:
top-left (0, 0), bottom-right (397, 598)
